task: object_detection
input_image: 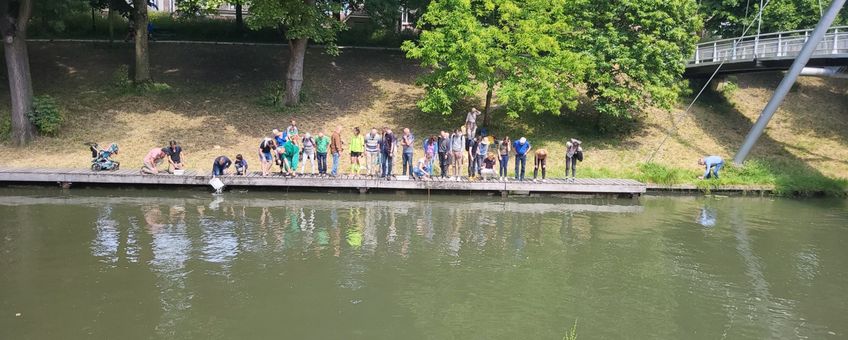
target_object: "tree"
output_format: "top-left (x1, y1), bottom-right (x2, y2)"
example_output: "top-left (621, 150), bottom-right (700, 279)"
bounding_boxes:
top-left (698, 0), bottom-right (847, 38)
top-left (249, 0), bottom-right (345, 106)
top-left (132, 0), bottom-right (151, 83)
top-left (1, 0), bottom-right (36, 145)
top-left (569, 0), bottom-right (701, 119)
top-left (402, 0), bottom-right (589, 123)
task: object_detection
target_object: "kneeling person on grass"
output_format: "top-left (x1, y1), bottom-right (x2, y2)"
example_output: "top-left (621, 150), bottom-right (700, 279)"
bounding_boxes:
top-left (698, 156), bottom-right (724, 180)
top-left (212, 156), bottom-right (232, 177)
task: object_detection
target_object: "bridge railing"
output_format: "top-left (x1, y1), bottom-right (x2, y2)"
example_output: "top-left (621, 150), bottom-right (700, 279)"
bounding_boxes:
top-left (689, 26), bottom-right (848, 65)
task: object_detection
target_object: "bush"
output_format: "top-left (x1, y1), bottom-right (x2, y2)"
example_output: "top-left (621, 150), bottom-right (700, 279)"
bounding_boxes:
top-left (636, 162), bottom-right (691, 185)
top-left (112, 64), bottom-right (133, 89)
top-left (0, 114), bottom-right (10, 141)
top-left (28, 95), bottom-right (63, 135)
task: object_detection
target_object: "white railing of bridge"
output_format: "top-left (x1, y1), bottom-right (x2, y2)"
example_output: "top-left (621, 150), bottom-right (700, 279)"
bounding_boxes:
top-left (689, 26), bottom-right (848, 64)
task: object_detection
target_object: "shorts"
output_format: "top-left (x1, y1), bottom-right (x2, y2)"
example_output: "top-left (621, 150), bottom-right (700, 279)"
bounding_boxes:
top-left (261, 152), bottom-right (272, 162)
top-left (451, 151), bottom-right (464, 162)
top-left (350, 151), bottom-right (362, 157)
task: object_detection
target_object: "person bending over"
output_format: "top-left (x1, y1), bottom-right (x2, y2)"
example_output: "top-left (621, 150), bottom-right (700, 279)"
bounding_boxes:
top-left (212, 156), bottom-right (232, 177)
top-left (698, 155), bottom-right (724, 180)
top-left (534, 149), bottom-right (548, 180)
top-left (142, 147), bottom-right (167, 175)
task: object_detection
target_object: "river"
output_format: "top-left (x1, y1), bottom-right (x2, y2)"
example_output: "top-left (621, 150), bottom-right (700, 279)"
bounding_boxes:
top-left (0, 188), bottom-right (846, 339)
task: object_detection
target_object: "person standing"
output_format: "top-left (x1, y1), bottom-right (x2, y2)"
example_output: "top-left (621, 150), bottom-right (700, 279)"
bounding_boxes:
top-left (349, 127), bottom-right (365, 175)
top-left (449, 128), bottom-right (466, 178)
top-left (565, 138), bottom-right (582, 181)
top-left (465, 108), bottom-right (481, 139)
top-left (533, 149), bottom-right (548, 180)
top-left (258, 137), bottom-right (275, 176)
top-left (381, 128), bottom-right (397, 178)
top-left (698, 155), bottom-right (724, 180)
top-left (401, 128), bottom-right (415, 176)
top-left (364, 128), bottom-right (382, 176)
top-left (498, 136), bottom-right (511, 180)
top-left (286, 119), bottom-right (299, 142)
top-left (513, 137), bottom-right (531, 181)
top-left (476, 137), bottom-right (489, 177)
top-left (300, 133), bottom-right (317, 175)
top-left (212, 155), bottom-right (232, 177)
top-left (330, 126), bottom-right (343, 177)
top-left (423, 135), bottom-right (437, 176)
top-left (315, 129), bottom-right (330, 176)
top-left (437, 131), bottom-right (450, 178)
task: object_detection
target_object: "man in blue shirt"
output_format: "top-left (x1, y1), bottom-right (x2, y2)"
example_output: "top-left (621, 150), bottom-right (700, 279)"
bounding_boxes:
top-left (512, 137), bottom-right (531, 181)
top-left (698, 156), bottom-right (724, 180)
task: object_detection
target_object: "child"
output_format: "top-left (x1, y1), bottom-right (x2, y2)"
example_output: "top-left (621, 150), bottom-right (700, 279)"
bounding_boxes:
top-left (234, 154), bottom-right (248, 175)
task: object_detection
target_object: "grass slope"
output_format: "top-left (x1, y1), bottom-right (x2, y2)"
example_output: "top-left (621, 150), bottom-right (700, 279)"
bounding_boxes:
top-left (1, 42), bottom-right (846, 196)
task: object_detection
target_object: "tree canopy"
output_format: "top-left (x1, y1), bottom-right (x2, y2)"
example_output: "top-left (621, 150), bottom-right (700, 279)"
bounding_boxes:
top-left (403, 0), bottom-right (701, 120)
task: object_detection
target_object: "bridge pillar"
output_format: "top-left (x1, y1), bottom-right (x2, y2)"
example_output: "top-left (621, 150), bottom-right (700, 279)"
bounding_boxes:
top-left (733, 0), bottom-right (847, 165)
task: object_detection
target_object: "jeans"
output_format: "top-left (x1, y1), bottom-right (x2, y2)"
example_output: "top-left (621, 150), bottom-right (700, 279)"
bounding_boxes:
top-left (438, 152), bottom-right (448, 177)
top-left (331, 152), bottom-right (340, 176)
top-left (402, 152), bottom-right (413, 176)
top-left (413, 167), bottom-right (427, 178)
top-left (317, 152), bottom-right (327, 174)
top-left (499, 154), bottom-right (509, 177)
top-left (474, 154), bottom-right (485, 175)
top-left (566, 156), bottom-right (577, 177)
top-left (705, 162), bottom-right (724, 179)
top-left (514, 154), bottom-right (527, 180)
top-left (212, 163), bottom-right (226, 177)
top-left (381, 152), bottom-right (393, 177)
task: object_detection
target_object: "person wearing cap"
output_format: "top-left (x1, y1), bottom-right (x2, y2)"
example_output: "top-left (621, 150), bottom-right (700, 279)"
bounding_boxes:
top-left (300, 132), bottom-right (317, 175)
top-left (565, 138), bottom-right (582, 181)
top-left (698, 155), bottom-right (724, 180)
top-left (474, 136), bottom-right (489, 178)
top-left (512, 137), bottom-right (531, 181)
top-left (466, 108), bottom-right (481, 139)
top-left (533, 148), bottom-right (548, 180)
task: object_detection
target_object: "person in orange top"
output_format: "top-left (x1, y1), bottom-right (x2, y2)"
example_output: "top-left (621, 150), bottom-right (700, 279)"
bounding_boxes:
top-left (142, 147), bottom-right (167, 174)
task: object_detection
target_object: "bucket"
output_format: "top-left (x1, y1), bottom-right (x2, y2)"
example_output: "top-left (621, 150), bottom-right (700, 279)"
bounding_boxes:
top-left (209, 178), bottom-right (225, 191)
top-left (173, 169), bottom-right (185, 175)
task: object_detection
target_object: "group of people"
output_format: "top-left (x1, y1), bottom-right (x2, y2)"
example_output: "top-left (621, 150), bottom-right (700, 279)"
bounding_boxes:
top-left (195, 112), bottom-right (585, 181)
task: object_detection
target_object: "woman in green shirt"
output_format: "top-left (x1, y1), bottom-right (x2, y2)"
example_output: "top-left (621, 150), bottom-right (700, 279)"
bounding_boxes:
top-left (349, 127), bottom-right (365, 175)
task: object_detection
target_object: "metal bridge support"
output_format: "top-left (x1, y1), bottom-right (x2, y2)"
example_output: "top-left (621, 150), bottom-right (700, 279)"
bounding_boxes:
top-left (733, 0), bottom-right (847, 165)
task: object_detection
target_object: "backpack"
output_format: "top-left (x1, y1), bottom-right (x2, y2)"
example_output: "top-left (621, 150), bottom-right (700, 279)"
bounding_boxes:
top-left (576, 150), bottom-right (584, 162)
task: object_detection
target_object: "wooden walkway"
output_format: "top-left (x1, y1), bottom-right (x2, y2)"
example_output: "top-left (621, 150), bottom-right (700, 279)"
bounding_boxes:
top-left (0, 167), bottom-right (646, 196)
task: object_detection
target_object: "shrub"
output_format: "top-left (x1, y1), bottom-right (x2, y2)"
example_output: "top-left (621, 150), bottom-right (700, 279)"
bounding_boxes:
top-left (636, 162), bottom-right (690, 185)
top-left (28, 95), bottom-right (64, 135)
top-left (112, 64), bottom-right (133, 89)
top-left (0, 114), bottom-right (10, 141)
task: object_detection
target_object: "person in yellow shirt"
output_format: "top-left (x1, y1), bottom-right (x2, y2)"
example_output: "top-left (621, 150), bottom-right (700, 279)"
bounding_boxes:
top-left (349, 127), bottom-right (365, 175)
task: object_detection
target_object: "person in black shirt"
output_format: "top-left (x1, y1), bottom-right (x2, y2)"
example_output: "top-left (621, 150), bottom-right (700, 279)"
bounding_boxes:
top-left (164, 140), bottom-right (186, 174)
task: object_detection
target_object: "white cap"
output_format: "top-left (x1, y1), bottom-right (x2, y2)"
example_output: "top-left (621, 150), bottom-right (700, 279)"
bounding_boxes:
top-left (519, 137), bottom-right (526, 144)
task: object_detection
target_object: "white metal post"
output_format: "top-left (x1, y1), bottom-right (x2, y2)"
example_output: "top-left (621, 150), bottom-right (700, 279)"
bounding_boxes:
top-left (713, 42), bottom-right (718, 62)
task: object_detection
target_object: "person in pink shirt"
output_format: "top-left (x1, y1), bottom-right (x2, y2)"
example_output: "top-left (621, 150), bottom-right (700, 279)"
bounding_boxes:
top-left (142, 147), bottom-right (167, 174)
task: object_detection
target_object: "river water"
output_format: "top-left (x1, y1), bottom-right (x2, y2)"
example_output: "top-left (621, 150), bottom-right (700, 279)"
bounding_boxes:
top-left (0, 188), bottom-right (846, 339)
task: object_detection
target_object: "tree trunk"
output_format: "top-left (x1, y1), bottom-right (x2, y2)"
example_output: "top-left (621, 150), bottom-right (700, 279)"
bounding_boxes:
top-left (2, 0), bottom-right (36, 145)
top-left (91, 7), bottom-right (97, 32)
top-left (285, 38), bottom-right (308, 106)
top-left (483, 84), bottom-right (493, 127)
top-left (235, 3), bottom-right (243, 33)
top-left (108, 7), bottom-right (114, 44)
top-left (133, 0), bottom-right (150, 83)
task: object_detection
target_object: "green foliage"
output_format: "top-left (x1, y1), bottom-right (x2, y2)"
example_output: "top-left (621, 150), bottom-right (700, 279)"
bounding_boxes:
top-left (718, 80), bottom-right (739, 97)
top-left (0, 114), bottom-right (10, 142)
top-left (110, 64), bottom-right (171, 94)
top-left (563, 319), bottom-right (578, 340)
top-left (698, 0), bottom-right (848, 38)
top-left (28, 95), bottom-right (64, 135)
top-left (248, 0), bottom-right (346, 53)
top-left (259, 81), bottom-right (311, 109)
top-left (572, 0), bottom-right (701, 119)
top-left (637, 162), bottom-right (692, 185)
top-left (402, 0), bottom-right (590, 117)
top-left (112, 64), bottom-right (133, 89)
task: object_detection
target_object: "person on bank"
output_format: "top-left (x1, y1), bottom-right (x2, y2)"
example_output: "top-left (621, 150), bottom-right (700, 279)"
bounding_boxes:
top-left (315, 129), bottom-right (331, 176)
top-left (142, 147), bottom-right (167, 175)
top-left (282, 138), bottom-right (301, 177)
top-left (698, 155), bottom-right (724, 180)
top-left (349, 127), bottom-right (365, 175)
top-left (258, 137), bottom-right (276, 177)
top-left (164, 140), bottom-right (186, 174)
top-left (413, 154), bottom-right (432, 180)
top-left (212, 155), bottom-right (232, 177)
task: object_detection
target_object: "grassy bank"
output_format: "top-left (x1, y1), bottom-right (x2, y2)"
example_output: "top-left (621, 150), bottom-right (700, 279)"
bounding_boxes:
top-left (0, 42), bottom-right (846, 196)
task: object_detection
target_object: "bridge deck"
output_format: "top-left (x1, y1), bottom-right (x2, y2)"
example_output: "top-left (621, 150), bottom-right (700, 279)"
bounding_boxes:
top-left (0, 167), bottom-right (646, 196)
